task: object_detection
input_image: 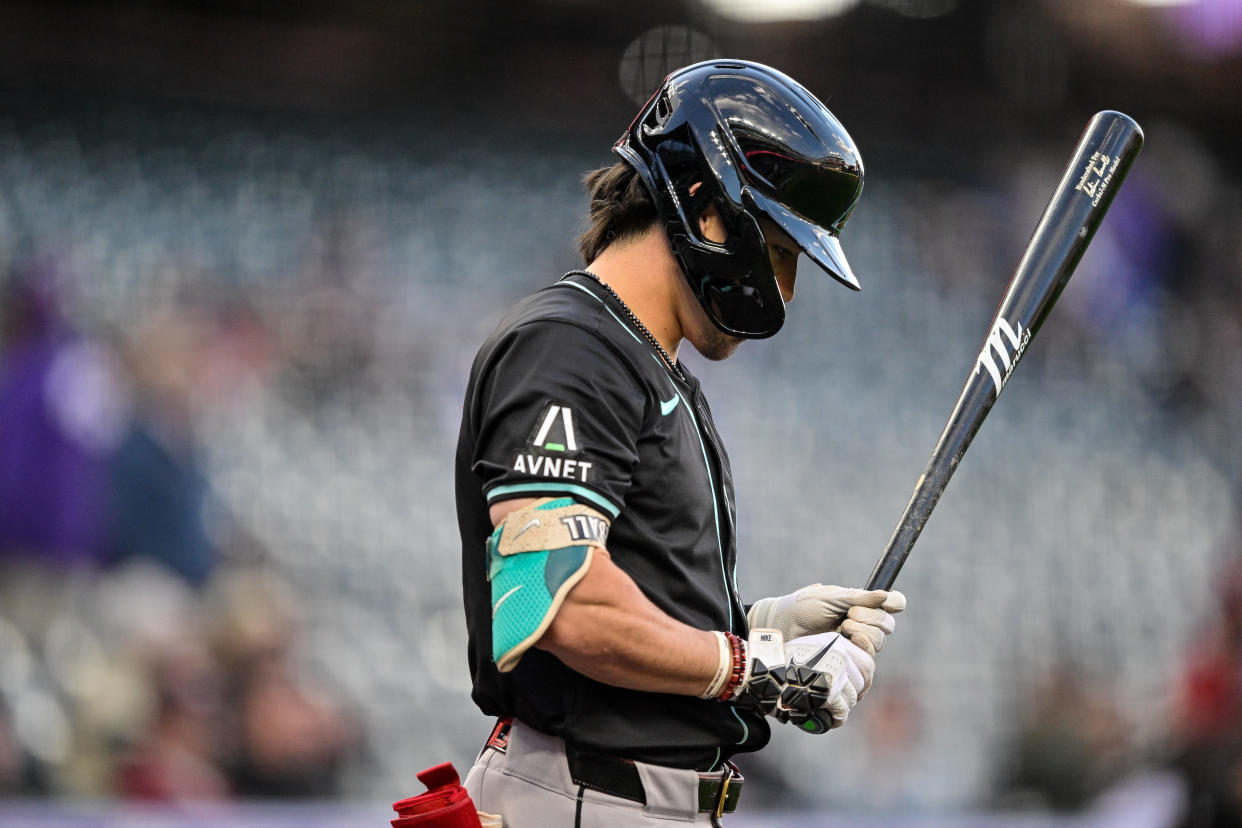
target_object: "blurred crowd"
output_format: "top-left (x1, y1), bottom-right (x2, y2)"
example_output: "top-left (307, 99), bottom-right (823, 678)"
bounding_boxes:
top-left (989, 514), bottom-right (1242, 828)
top-left (0, 253), bottom-right (363, 800)
top-left (0, 86), bottom-right (1237, 819)
top-left (1167, 523), bottom-right (1242, 828)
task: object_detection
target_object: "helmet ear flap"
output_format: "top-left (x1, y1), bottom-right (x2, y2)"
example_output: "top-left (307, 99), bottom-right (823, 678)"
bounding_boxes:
top-left (673, 209), bottom-right (785, 338)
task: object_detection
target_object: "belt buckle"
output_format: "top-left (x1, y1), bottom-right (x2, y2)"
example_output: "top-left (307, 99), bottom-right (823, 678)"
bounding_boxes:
top-left (714, 766), bottom-right (734, 819)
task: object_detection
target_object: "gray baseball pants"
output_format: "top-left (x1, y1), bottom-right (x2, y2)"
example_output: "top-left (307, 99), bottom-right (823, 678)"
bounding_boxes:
top-left (464, 719), bottom-right (734, 827)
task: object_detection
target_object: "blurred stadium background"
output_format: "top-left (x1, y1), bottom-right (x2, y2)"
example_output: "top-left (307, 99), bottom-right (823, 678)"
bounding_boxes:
top-left (0, 0), bottom-right (1239, 825)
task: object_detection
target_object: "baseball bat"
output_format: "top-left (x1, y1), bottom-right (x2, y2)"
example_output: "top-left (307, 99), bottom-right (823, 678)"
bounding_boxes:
top-left (865, 111), bottom-right (1144, 591)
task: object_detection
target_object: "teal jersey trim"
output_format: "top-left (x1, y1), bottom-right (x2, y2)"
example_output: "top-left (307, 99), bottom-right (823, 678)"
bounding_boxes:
top-left (673, 388), bottom-right (732, 632)
top-left (562, 281), bottom-right (643, 347)
top-left (488, 482), bottom-right (620, 519)
top-left (730, 707), bottom-right (750, 746)
top-left (562, 280), bottom-right (676, 378)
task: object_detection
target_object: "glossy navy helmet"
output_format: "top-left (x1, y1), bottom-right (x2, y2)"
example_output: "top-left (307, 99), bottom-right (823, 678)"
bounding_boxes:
top-left (615, 60), bottom-right (864, 339)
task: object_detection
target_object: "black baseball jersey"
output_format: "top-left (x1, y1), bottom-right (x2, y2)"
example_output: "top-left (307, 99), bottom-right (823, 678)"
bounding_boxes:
top-left (455, 271), bottom-right (770, 771)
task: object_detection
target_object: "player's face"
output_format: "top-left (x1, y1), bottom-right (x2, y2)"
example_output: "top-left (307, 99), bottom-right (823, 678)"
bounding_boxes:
top-left (685, 210), bottom-right (802, 360)
top-left (760, 218), bottom-right (799, 304)
top-left (696, 208), bottom-right (800, 304)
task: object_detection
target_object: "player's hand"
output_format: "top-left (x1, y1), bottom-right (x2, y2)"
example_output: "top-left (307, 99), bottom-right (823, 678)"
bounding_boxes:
top-left (731, 628), bottom-right (874, 734)
top-left (746, 584), bottom-right (905, 653)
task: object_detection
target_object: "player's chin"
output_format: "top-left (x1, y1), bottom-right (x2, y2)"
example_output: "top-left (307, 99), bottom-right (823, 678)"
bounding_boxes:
top-left (691, 327), bottom-right (744, 362)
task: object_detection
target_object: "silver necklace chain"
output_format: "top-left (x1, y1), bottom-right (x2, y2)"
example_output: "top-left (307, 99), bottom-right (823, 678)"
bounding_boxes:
top-left (565, 270), bottom-right (687, 384)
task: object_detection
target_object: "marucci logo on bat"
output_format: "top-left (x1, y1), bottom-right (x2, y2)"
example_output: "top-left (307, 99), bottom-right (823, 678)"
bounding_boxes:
top-left (975, 316), bottom-right (1032, 398)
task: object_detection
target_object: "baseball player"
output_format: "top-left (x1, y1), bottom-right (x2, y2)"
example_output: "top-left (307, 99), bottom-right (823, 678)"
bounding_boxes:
top-left (454, 60), bottom-right (906, 826)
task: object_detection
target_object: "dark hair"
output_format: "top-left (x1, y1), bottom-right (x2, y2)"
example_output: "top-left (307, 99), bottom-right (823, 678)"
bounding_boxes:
top-left (576, 161), bottom-right (659, 264)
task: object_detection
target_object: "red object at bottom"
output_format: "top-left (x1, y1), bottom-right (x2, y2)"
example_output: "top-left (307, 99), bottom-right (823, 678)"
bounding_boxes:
top-left (391, 763), bottom-right (483, 828)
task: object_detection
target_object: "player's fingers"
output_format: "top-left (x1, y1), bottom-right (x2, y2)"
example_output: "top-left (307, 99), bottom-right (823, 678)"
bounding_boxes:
top-left (846, 605), bottom-right (896, 634)
top-left (840, 588), bottom-right (906, 612)
top-left (835, 588), bottom-right (890, 608)
top-left (881, 590), bottom-right (907, 613)
top-left (840, 619), bottom-right (881, 655)
top-left (841, 675), bottom-right (860, 708)
top-left (838, 636), bottom-right (874, 690)
top-left (827, 696), bottom-right (850, 727)
top-left (845, 655), bottom-right (870, 698)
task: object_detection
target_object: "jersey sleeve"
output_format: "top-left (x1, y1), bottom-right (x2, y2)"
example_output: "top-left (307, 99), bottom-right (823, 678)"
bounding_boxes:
top-left (469, 320), bottom-right (646, 519)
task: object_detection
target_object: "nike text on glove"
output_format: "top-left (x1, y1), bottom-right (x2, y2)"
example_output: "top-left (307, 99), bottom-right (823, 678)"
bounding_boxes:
top-left (746, 584), bottom-right (906, 651)
top-left (732, 628), bottom-right (875, 734)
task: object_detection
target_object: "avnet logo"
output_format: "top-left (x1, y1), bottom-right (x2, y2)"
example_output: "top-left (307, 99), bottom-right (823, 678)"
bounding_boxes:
top-left (975, 317), bottom-right (1031, 398)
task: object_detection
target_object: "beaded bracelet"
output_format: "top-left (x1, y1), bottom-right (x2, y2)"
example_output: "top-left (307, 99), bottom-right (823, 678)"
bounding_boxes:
top-left (715, 632), bottom-right (748, 702)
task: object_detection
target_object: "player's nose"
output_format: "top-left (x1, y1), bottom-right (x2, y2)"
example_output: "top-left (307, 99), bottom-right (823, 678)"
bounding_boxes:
top-left (776, 261), bottom-right (797, 304)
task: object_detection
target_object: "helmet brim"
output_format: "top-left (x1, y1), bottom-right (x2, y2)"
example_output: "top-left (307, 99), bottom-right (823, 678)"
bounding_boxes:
top-left (750, 189), bottom-right (860, 292)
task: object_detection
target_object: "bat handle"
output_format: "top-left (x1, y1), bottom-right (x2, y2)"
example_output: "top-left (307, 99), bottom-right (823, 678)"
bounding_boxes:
top-left (865, 508), bottom-right (923, 590)
top-left (866, 454), bottom-right (955, 590)
top-left (866, 552), bottom-right (901, 591)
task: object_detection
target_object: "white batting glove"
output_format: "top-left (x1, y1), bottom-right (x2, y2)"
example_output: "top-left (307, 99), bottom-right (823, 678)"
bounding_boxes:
top-left (733, 628), bottom-right (874, 734)
top-left (746, 584), bottom-right (906, 654)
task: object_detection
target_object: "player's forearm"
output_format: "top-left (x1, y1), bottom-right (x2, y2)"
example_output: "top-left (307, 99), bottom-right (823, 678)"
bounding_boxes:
top-left (535, 549), bottom-right (720, 696)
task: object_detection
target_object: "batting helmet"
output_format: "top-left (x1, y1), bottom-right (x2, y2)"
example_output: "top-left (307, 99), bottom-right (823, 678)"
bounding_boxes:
top-left (615, 60), bottom-right (864, 339)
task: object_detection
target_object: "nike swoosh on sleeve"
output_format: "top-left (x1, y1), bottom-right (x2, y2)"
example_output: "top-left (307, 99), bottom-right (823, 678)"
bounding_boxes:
top-left (493, 585), bottom-right (523, 616)
top-left (512, 518), bottom-right (540, 539)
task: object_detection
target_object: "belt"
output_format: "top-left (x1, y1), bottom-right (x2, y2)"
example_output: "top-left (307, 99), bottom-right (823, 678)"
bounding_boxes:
top-left (486, 718), bottom-right (743, 817)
